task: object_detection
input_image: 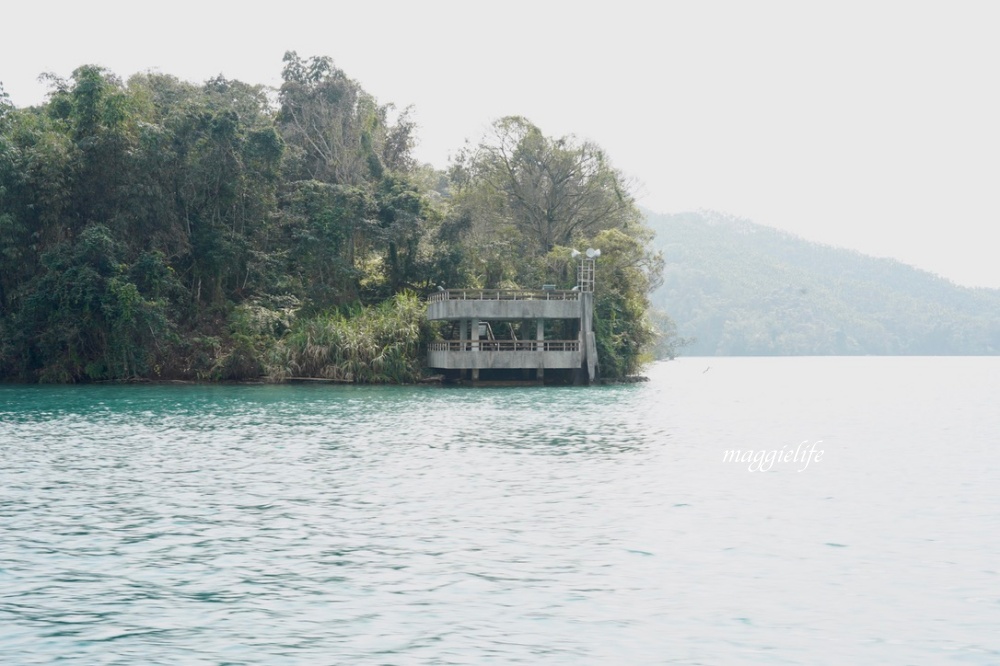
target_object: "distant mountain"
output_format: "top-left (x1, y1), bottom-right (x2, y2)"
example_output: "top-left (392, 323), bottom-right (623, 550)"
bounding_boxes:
top-left (646, 210), bottom-right (1000, 356)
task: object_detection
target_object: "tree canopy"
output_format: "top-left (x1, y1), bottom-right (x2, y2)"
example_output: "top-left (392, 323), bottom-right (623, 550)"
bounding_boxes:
top-left (0, 59), bottom-right (668, 382)
top-left (451, 116), bottom-right (642, 256)
top-left (444, 116), bottom-right (664, 375)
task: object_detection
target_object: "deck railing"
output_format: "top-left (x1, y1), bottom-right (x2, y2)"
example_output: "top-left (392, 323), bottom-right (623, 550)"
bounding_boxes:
top-left (428, 340), bottom-right (580, 352)
top-left (428, 289), bottom-right (579, 303)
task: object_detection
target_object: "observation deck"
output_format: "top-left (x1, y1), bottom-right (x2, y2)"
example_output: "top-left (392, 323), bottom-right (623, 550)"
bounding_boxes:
top-left (426, 287), bottom-right (597, 383)
top-left (427, 289), bottom-right (581, 320)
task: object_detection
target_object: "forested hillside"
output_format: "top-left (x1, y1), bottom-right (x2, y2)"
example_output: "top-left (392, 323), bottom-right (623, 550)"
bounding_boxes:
top-left (0, 55), bottom-right (663, 382)
top-left (649, 210), bottom-right (1000, 356)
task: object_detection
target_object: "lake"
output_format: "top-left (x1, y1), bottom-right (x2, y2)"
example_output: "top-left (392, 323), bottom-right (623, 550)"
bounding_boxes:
top-left (2, 357), bottom-right (999, 664)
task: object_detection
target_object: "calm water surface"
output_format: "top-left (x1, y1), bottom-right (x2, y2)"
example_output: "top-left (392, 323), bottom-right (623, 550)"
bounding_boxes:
top-left (2, 357), bottom-right (999, 664)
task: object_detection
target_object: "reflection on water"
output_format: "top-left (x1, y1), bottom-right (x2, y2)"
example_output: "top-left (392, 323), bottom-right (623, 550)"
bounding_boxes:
top-left (2, 358), bottom-right (1000, 663)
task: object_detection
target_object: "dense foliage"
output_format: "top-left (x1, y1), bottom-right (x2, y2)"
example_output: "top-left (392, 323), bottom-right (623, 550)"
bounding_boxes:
top-left (444, 116), bottom-right (665, 376)
top-left (648, 210), bottom-right (1000, 355)
top-left (0, 59), bottom-right (665, 382)
top-left (268, 292), bottom-right (434, 383)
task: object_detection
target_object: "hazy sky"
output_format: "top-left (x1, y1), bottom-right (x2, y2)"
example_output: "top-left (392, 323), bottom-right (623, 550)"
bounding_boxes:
top-left (3, 1), bottom-right (998, 288)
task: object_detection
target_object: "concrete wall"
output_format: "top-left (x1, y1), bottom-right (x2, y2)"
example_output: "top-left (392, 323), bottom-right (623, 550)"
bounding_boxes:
top-left (427, 349), bottom-right (582, 370)
top-left (427, 299), bottom-right (582, 321)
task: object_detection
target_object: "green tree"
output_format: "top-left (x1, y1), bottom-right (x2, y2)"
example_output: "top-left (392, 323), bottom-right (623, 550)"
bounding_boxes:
top-left (280, 180), bottom-right (375, 308)
top-left (19, 225), bottom-right (170, 381)
top-left (444, 118), bottom-right (662, 376)
top-left (0, 82), bottom-right (11, 118)
top-left (0, 109), bottom-right (78, 306)
top-left (278, 52), bottom-right (415, 185)
top-left (587, 228), bottom-right (663, 377)
top-left (276, 52), bottom-right (434, 308)
top-left (451, 116), bottom-right (642, 256)
top-left (374, 173), bottom-right (439, 295)
top-left (150, 81), bottom-right (283, 306)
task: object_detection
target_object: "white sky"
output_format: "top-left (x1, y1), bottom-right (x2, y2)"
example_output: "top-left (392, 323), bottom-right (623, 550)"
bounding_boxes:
top-left (3, 0), bottom-right (998, 288)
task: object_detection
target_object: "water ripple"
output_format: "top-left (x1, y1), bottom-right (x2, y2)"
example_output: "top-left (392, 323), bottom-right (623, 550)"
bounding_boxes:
top-left (3, 359), bottom-right (1000, 663)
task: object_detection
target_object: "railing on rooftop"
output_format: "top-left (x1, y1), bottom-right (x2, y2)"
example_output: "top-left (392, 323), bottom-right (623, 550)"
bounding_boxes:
top-left (428, 340), bottom-right (580, 353)
top-left (428, 289), bottom-right (579, 303)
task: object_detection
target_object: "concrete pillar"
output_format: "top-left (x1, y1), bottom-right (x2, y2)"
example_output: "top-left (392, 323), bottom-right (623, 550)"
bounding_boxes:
top-left (521, 317), bottom-right (532, 378)
top-left (471, 317), bottom-right (479, 381)
top-left (458, 319), bottom-right (469, 380)
top-left (536, 318), bottom-right (545, 381)
top-left (581, 292), bottom-right (597, 383)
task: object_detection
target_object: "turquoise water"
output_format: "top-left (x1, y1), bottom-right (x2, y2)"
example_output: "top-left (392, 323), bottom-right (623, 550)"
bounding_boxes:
top-left (2, 358), bottom-right (999, 664)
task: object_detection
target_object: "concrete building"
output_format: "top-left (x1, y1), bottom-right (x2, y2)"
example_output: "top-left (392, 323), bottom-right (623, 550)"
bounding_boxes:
top-left (427, 257), bottom-right (599, 384)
